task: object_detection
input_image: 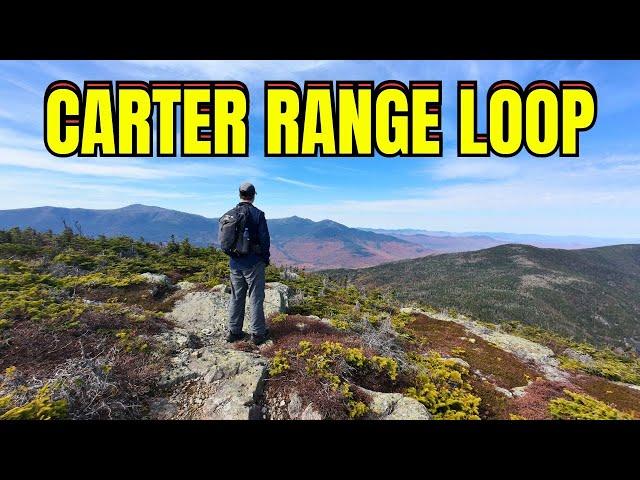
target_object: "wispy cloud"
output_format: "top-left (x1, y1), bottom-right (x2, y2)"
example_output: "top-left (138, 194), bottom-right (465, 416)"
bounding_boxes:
top-left (273, 176), bottom-right (326, 190)
top-left (0, 127), bottom-right (265, 180)
top-left (0, 59), bottom-right (639, 237)
top-left (0, 76), bottom-right (40, 96)
top-left (0, 108), bottom-right (15, 121)
top-left (0, 146), bottom-right (266, 180)
top-left (428, 158), bottom-right (520, 181)
top-left (0, 147), bottom-right (175, 179)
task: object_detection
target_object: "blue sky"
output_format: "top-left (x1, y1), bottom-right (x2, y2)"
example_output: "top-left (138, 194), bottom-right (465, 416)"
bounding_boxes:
top-left (0, 60), bottom-right (639, 237)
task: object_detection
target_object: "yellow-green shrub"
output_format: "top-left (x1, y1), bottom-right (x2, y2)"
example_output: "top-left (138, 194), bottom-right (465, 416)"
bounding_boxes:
top-left (0, 384), bottom-right (67, 420)
top-left (271, 313), bottom-right (288, 324)
top-left (61, 272), bottom-right (145, 288)
top-left (268, 341), bottom-right (395, 419)
top-left (548, 390), bottom-right (634, 420)
top-left (269, 350), bottom-right (291, 376)
top-left (390, 312), bottom-right (414, 330)
top-left (406, 352), bottom-right (481, 420)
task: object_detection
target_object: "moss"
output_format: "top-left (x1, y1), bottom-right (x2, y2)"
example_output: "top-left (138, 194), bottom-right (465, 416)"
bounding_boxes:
top-left (405, 352), bottom-right (481, 420)
top-left (549, 390), bottom-right (634, 420)
top-left (450, 347), bottom-right (466, 357)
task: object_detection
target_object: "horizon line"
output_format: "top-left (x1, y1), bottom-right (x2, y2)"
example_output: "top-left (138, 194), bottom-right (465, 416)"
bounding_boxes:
top-left (2, 202), bottom-right (640, 241)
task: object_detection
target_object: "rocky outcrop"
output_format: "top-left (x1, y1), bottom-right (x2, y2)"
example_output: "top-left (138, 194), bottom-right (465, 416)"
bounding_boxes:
top-left (141, 272), bottom-right (171, 285)
top-left (562, 348), bottom-right (596, 367)
top-left (411, 308), bottom-right (570, 382)
top-left (149, 282), bottom-right (289, 420)
top-left (162, 282), bottom-right (289, 343)
top-left (266, 387), bottom-right (430, 420)
top-left (362, 388), bottom-right (431, 420)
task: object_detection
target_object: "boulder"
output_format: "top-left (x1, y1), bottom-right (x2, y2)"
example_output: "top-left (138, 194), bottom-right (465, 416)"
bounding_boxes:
top-left (562, 348), bottom-right (596, 367)
top-left (176, 281), bottom-right (197, 291)
top-left (299, 403), bottom-right (323, 420)
top-left (165, 291), bottom-right (230, 340)
top-left (140, 272), bottom-right (171, 285)
top-left (264, 282), bottom-right (290, 314)
top-left (400, 307), bottom-right (423, 315)
top-left (287, 392), bottom-right (304, 418)
top-left (511, 386), bottom-right (528, 398)
top-left (362, 388), bottom-right (431, 420)
top-left (494, 386), bottom-right (514, 398)
top-left (446, 357), bottom-right (471, 369)
top-left (199, 360), bottom-right (267, 420)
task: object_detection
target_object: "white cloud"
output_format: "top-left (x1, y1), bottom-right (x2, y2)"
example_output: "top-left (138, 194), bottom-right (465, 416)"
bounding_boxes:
top-left (273, 176), bottom-right (326, 190)
top-left (265, 162), bottom-right (640, 236)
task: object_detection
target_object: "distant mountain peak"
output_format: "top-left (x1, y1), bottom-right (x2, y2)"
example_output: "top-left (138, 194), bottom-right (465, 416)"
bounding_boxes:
top-left (119, 204), bottom-right (168, 212)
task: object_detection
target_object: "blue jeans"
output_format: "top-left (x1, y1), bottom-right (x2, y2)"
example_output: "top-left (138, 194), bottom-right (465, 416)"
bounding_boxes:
top-left (228, 261), bottom-right (266, 336)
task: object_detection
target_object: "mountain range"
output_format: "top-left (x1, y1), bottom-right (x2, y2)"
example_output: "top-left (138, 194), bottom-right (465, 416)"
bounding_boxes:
top-left (323, 243), bottom-right (640, 348)
top-left (0, 205), bottom-right (429, 269)
top-left (365, 228), bottom-right (640, 250)
top-left (1, 204), bottom-right (638, 270)
top-left (2, 203), bottom-right (640, 348)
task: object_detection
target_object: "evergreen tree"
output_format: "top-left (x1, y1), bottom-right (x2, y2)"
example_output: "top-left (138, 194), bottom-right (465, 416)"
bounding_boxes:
top-left (166, 234), bottom-right (179, 254)
top-left (180, 237), bottom-right (193, 256)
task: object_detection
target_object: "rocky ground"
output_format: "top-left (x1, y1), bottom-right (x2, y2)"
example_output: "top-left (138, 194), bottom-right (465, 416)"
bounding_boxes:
top-left (145, 280), bottom-right (430, 420)
top-left (400, 307), bottom-right (640, 419)
top-left (137, 275), bottom-right (640, 420)
top-left (5, 231), bottom-right (636, 420)
top-left (146, 281), bottom-right (288, 420)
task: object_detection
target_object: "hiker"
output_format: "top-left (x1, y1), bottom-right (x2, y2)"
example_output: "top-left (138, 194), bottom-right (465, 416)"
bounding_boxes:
top-left (218, 182), bottom-right (271, 345)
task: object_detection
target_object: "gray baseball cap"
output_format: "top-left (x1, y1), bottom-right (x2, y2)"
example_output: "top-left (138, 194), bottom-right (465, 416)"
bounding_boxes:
top-left (239, 182), bottom-right (256, 196)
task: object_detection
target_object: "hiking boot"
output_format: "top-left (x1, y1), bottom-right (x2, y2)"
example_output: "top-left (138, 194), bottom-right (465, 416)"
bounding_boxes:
top-left (226, 331), bottom-right (245, 343)
top-left (251, 332), bottom-right (269, 345)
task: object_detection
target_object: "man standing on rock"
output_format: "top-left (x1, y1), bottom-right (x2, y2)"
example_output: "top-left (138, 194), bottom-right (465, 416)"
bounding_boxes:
top-left (219, 182), bottom-right (271, 345)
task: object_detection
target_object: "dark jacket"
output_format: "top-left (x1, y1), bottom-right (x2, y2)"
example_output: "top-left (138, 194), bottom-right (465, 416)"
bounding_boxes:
top-left (229, 201), bottom-right (270, 270)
